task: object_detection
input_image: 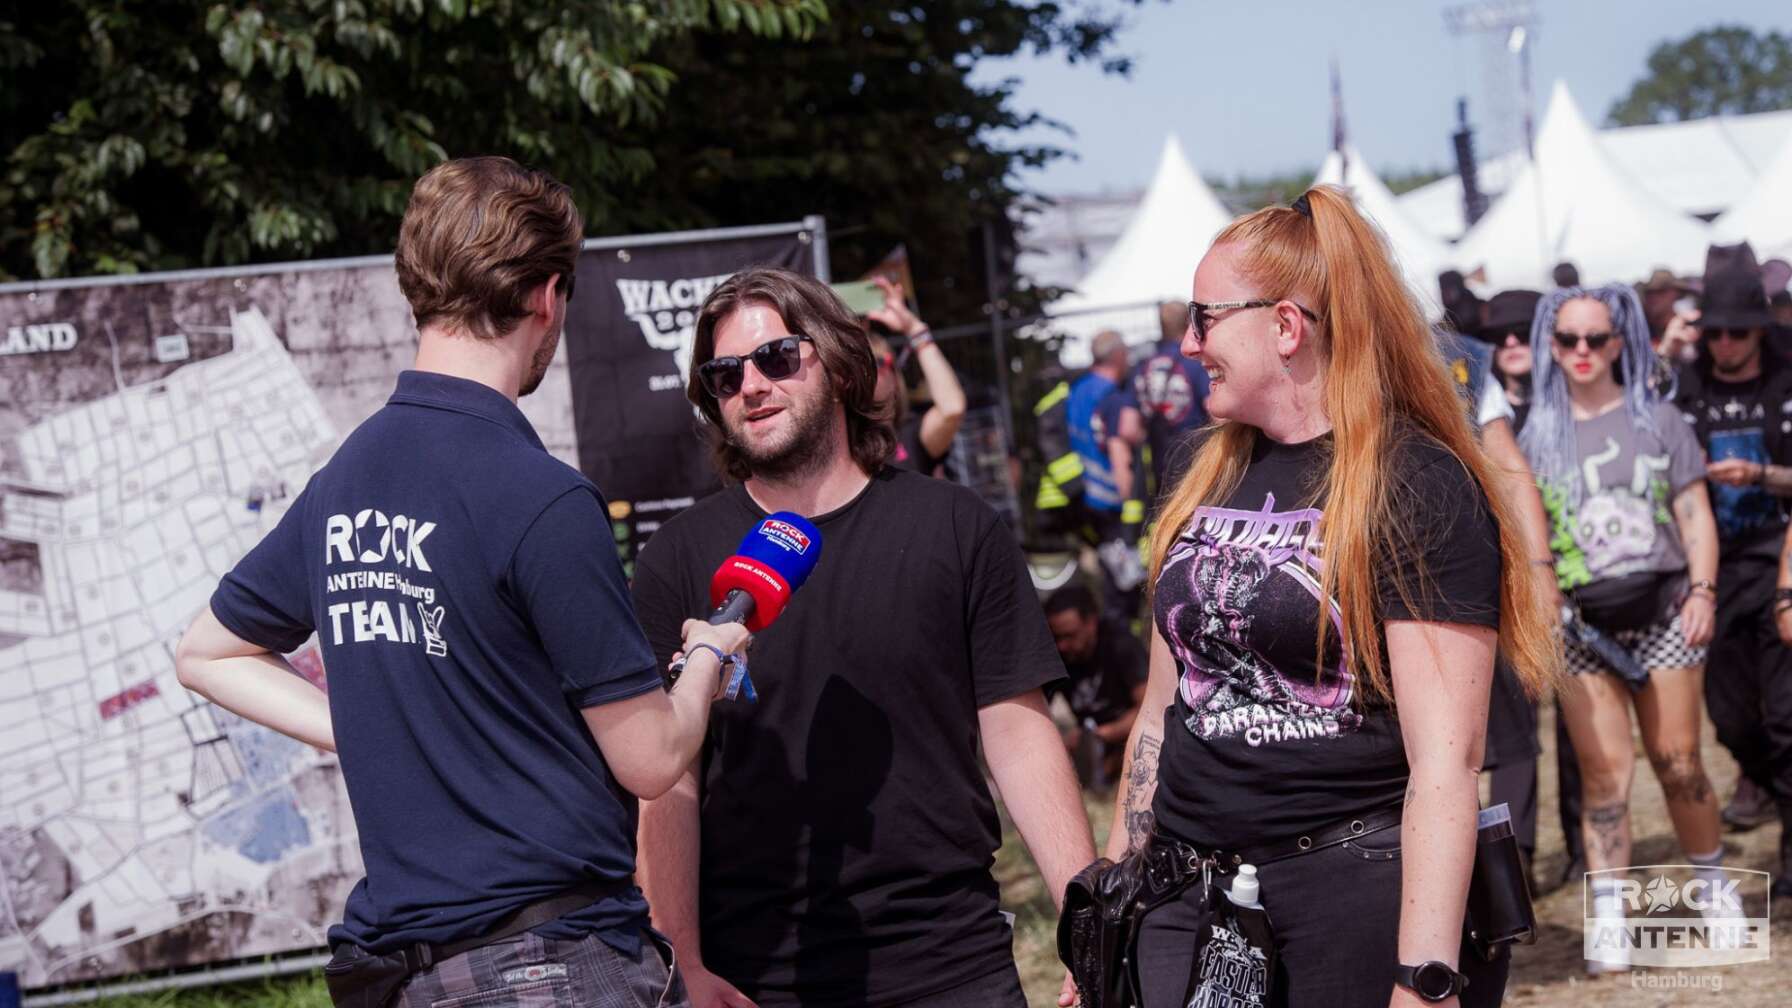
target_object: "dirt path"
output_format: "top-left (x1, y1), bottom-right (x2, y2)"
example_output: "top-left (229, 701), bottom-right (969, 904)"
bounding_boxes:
top-left (1001, 705), bottom-right (1790, 1007)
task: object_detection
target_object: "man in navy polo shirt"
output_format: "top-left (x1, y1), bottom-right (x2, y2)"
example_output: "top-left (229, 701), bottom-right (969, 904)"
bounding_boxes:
top-left (175, 157), bottom-right (745, 1008)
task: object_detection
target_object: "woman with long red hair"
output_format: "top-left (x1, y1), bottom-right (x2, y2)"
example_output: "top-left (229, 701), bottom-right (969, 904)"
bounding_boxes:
top-left (1096, 186), bottom-right (1556, 1007)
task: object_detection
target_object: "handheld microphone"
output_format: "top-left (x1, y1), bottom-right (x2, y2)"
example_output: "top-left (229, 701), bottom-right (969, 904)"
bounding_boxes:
top-left (669, 513), bottom-right (821, 702)
top-left (708, 512), bottom-right (823, 631)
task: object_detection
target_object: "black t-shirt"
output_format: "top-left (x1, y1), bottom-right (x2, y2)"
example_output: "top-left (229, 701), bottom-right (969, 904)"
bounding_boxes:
top-left (629, 468), bottom-right (1063, 1006)
top-left (887, 410), bottom-right (944, 475)
top-left (1151, 430), bottom-right (1501, 849)
top-left (1121, 344), bottom-right (1212, 495)
top-left (1053, 620), bottom-right (1148, 725)
top-left (1677, 370), bottom-right (1792, 562)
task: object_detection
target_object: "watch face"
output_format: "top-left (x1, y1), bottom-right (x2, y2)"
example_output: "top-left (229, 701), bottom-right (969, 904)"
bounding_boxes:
top-left (1414, 961), bottom-right (1455, 1000)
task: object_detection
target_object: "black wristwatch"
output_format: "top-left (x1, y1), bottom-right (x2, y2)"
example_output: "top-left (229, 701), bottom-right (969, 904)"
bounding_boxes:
top-left (1395, 961), bottom-right (1468, 1002)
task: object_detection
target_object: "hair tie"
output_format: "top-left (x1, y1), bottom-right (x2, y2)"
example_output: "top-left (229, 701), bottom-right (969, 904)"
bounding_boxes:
top-left (1290, 193), bottom-right (1313, 219)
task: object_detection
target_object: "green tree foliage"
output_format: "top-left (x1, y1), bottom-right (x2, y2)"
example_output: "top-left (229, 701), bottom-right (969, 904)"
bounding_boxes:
top-left (1607, 25), bottom-right (1792, 127)
top-left (595, 3), bottom-right (1145, 329)
top-left (0, 0), bottom-right (827, 280)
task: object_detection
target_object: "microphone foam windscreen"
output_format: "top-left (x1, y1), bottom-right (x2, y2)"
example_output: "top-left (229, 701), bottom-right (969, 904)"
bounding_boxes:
top-left (708, 512), bottom-right (824, 630)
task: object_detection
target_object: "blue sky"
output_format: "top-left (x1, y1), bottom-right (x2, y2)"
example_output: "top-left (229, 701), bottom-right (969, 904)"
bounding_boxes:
top-left (985, 0), bottom-right (1790, 193)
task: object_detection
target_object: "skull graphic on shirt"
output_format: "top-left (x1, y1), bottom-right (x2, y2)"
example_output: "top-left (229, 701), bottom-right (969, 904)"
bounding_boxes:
top-left (1575, 490), bottom-right (1656, 578)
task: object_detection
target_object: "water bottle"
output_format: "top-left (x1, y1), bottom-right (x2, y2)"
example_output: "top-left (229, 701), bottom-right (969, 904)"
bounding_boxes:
top-left (1184, 864), bottom-right (1277, 1007)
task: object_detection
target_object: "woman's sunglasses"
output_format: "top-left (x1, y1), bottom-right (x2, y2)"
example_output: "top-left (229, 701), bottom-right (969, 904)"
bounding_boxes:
top-left (697, 335), bottom-right (813, 399)
top-left (1186, 299), bottom-right (1321, 341)
top-left (1552, 331), bottom-right (1613, 352)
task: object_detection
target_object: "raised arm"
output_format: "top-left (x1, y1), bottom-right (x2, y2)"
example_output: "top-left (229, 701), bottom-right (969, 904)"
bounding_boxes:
top-left (867, 275), bottom-right (965, 459)
top-left (581, 620), bottom-right (745, 799)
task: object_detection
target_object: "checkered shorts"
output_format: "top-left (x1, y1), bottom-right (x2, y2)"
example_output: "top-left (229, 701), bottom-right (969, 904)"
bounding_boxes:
top-left (1563, 612), bottom-right (1708, 678)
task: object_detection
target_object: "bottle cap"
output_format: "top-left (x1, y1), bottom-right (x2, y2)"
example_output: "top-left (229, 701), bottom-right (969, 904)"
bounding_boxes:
top-left (1230, 863), bottom-right (1260, 905)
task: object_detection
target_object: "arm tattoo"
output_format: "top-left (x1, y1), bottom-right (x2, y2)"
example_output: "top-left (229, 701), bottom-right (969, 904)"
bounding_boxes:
top-left (1121, 734), bottom-right (1161, 855)
top-left (1403, 779), bottom-right (1418, 808)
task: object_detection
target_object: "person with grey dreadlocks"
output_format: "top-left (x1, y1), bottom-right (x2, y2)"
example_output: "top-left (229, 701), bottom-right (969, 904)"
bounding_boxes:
top-left (1519, 283), bottom-right (1725, 974)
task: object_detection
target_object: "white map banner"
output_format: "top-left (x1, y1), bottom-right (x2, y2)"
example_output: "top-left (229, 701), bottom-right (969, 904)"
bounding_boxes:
top-left (0, 223), bottom-right (823, 989)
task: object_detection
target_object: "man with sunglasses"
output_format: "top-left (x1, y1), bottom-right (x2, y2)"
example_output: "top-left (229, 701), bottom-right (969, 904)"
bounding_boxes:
top-left (176, 158), bottom-right (747, 1008)
top-left (1675, 244), bottom-right (1792, 884)
top-left (632, 267), bottom-right (1093, 1008)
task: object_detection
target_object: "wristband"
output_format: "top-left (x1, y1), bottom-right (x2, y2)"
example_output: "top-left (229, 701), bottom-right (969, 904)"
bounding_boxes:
top-left (685, 643), bottom-right (732, 668)
top-left (908, 326), bottom-right (934, 348)
top-left (666, 643), bottom-right (732, 689)
top-left (1689, 579), bottom-right (1716, 597)
top-left (1530, 558), bottom-right (1554, 568)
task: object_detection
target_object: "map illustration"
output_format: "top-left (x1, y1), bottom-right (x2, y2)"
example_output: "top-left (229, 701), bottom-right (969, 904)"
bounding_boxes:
top-left (0, 264), bottom-right (580, 989)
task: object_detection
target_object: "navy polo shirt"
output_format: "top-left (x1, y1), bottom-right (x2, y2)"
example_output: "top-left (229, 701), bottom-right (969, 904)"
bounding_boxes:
top-left (210, 370), bottom-right (662, 955)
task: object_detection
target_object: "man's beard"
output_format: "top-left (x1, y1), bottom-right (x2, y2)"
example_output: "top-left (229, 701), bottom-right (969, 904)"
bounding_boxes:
top-left (1712, 344), bottom-right (1760, 379)
top-left (520, 325), bottom-right (560, 397)
top-left (726, 385), bottom-right (840, 481)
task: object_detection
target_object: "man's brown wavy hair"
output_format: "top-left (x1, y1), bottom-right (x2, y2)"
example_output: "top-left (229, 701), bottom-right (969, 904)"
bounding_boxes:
top-left (688, 268), bottom-right (895, 482)
top-left (394, 156), bottom-right (582, 340)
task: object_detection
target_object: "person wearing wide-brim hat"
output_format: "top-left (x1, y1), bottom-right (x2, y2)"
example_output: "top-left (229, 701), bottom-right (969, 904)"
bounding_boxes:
top-left (1481, 289), bottom-right (1543, 430)
top-left (1674, 241), bottom-right (1792, 899)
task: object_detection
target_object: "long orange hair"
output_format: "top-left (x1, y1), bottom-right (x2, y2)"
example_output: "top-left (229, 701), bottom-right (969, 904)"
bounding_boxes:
top-left (1151, 185), bottom-right (1556, 704)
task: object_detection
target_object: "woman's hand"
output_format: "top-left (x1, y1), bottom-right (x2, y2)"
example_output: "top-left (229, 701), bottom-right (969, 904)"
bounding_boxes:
top-left (1679, 592), bottom-right (1715, 648)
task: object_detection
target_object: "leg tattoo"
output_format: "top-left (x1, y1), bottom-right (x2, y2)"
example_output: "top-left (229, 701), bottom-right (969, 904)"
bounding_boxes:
top-left (1649, 750), bottom-right (1714, 805)
top-left (1585, 801), bottom-right (1630, 864)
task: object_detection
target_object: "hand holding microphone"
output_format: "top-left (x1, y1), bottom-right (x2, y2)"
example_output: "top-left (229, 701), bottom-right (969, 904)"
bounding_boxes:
top-left (674, 619), bottom-right (754, 699)
top-left (668, 511), bottom-right (823, 702)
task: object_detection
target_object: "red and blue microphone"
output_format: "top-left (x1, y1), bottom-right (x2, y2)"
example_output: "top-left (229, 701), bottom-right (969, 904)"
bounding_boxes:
top-left (699, 512), bottom-right (822, 700)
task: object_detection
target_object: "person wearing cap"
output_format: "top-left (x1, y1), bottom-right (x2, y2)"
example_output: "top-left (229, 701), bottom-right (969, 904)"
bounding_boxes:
top-left (1676, 243), bottom-right (1792, 887)
top-left (1483, 290), bottom-right (1542, 431)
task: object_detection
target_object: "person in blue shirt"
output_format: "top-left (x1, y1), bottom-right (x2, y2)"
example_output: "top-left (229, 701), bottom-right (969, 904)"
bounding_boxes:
top-left (1107, 302), bottom-right (1212, 512)
top-left (1068, 330), bottom-right (1129, 518)
top-left (175, 157), bottom-right (746, 1008)
top-left (1070, 331), bottom-right (1146, 620)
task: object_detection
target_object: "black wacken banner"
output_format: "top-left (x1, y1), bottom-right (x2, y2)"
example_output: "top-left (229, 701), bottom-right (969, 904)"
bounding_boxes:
top-left (564, 228), bottom-right (819, 573)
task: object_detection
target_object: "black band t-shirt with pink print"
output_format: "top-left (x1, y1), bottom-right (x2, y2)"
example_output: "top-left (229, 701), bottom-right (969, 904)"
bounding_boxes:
top-left (1150, 429), bottom-right (1502, 849)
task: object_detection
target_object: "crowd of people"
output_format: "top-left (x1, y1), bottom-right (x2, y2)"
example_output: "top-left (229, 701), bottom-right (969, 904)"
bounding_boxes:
top-left (169, 155), bottom-right (1792, 1008)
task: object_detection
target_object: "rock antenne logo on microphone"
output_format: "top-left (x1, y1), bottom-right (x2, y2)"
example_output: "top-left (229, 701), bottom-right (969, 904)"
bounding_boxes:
top-left (759, 519), bottom-right (811, 555)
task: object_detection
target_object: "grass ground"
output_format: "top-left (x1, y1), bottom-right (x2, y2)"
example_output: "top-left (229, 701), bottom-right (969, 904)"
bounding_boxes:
top-left (56, 706), bottom-right (1790, 1008)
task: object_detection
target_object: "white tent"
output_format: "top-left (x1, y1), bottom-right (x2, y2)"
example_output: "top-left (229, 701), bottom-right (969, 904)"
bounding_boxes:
top-left (1313, 145), bottom-right (1450, 311)
top-left (1712, 131), bottom-right (1792, 261)
top-left (1396, 108), bottom-right (1792, 243)
top-left (1450, 81), bottom-right (1711, 288)
top-left (1046, 135), bottom-right (1233, 365)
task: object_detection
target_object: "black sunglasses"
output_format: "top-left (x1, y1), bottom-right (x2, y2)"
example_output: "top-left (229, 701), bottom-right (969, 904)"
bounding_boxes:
top-left (1707, 328), bottom-right (1758, 343)
top-left (697, 335), bottom-right (814, 398)
top-left (1186, 299), bottom-right (1321, 341)
top-left (1553, 331), bottom-right (1613, 352)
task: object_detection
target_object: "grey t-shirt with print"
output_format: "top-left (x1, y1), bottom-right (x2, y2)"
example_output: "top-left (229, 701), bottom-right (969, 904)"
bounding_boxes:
top-left (1540, 401), bottom-right (1707, 590)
